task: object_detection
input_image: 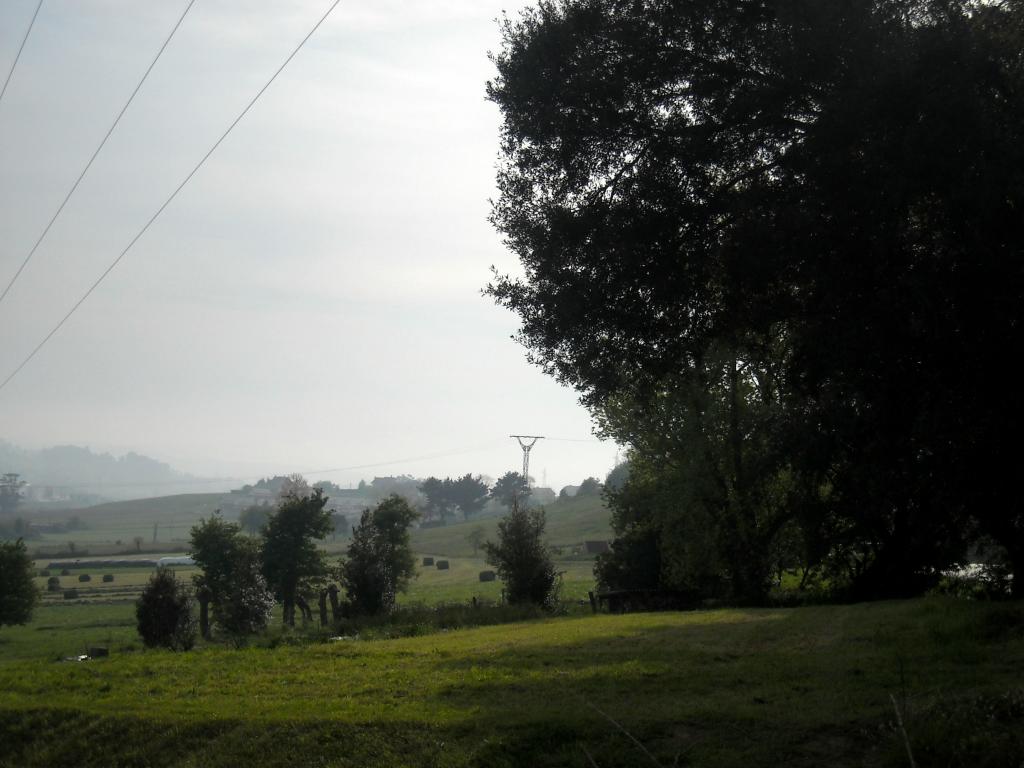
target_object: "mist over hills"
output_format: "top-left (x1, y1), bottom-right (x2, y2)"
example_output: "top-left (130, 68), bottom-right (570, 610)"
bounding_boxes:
top-left (0, 440), bottom-right (204, 504)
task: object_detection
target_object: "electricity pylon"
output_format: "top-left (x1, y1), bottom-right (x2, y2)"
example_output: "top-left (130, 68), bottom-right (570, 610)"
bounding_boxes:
top-left (510, 435), bottom-right (544, 488)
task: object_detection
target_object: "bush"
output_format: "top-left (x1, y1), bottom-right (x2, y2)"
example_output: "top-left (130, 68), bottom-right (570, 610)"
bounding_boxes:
top-left (78, 574), bottom-right (91, 583)
top-left (63, 589), bottom-right (79, 600)
top-left (102, 574), bottom-right (114, 583)
top-left (60, 569), bottom-right (70, 576)
top-left (135, 569), bottom-right (197, 651)
top-left (436, 560), bottom-right (450, 570)
top-left (484, 501), bottom-right (559, 608)
top-left (46, 576), bottom-right (61, 592)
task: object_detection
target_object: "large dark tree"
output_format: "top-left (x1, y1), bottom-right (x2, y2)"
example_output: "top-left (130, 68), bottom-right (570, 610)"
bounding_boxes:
top-left (490, 471), bottom-right (531, 510)
top-left (487, 0), bottom-right (1024, 598)
top-left (449, 474), bottom-right (491, 520)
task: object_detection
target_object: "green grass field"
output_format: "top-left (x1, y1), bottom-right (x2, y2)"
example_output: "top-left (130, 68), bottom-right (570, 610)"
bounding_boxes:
top-left (1, 597), bottom-right (1022, 767)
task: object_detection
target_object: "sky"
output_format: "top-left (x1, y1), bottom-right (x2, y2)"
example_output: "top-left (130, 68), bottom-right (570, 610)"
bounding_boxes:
top-left (0, 0), bottom-right (619, 493)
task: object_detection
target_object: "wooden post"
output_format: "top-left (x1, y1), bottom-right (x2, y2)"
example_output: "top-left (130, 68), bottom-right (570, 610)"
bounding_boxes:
top-left (588, 590), bottom-right (598, 614)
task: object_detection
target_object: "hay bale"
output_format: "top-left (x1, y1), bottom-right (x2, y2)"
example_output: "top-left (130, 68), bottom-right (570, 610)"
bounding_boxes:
top-left (60, 568), bottom-right (71, 576)
top-left (102, 574), bottom-right (114, 583)
top-left (435, 560), bottom-right (450, 570)
top-left (63, 589), bottom-right (79, 600)
top-left (87, 647), bottom-right (109, 658)
top-left (478, 570), bottom-right (496, 582)
top-left (78, 574), bottom-right (91, 583)
top-left (422, 557), bottom-right (434, 566)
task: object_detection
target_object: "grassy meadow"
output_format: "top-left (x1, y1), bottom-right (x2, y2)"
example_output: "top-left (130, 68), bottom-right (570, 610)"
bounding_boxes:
top-left (1, 598), bottom-right (1022, 767)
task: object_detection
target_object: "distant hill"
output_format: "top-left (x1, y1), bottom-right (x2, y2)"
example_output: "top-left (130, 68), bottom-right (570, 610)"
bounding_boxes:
top-left (410, 493), bottom-right (612, 558)
top-left (0, 440), bottom-right (205, 503)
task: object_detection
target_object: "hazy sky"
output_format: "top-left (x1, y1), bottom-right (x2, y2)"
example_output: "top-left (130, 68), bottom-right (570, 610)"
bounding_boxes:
top-left (0, 0), bottom-right (619, 491)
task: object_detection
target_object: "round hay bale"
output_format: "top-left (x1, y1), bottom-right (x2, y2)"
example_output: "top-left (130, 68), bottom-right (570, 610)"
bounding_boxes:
top-left (435, 560), bottom-right (450, 570)
top-left (78, 573), bottom-right (91, 583)
top-left (102, 574), bottom-right (114, 583)
top-left (422, 556), bottom-right (434, 566)
top-left (63, 589), bottom-right (79, 600)
top-left (60, 568), bottom-right (71, 576)
top-left (478, 570), bottom-right (496, 582)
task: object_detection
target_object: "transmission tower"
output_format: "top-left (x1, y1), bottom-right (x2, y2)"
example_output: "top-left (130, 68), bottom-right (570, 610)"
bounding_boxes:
top-left (510, 435), bottom-right (544, 488)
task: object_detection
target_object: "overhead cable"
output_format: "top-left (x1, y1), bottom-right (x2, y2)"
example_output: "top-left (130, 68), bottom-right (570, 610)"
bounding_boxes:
top-left (0, 0), bottom-right (43, 107)
top-left (0, 0), bottom-right (342, 394)
top-left (0, 0), bottom-right (197, 307)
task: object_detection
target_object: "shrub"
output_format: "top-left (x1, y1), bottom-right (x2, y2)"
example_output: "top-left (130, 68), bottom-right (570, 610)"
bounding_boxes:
top-left (102, 574), bottom-right (114, 583)
top-left (60, 569), bottom-right (70, 576)
top-left (484, 501), bottom-right (559, 608)
top-left (135, 569), bottom-right (197, 651)
top-left (46, 576), bottom-right (61, 592)
top-left (63, 589), bottom-right (79, 600)
top-left (78, 574), bottom-right (91, 583)
top-left (436, 560), bottom-right (450, 570)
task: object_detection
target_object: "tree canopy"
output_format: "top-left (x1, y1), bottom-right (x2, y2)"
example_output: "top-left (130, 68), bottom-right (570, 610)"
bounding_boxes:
top-left (487, 0), bottom-right (1024, 598)
top-left (0, 539), bottom-right (37, 628)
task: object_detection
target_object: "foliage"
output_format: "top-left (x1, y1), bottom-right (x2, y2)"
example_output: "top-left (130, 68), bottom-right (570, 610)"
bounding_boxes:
top-left (576, 477), bottom-right (602, 497)
top-left (238, 504), bottom-right (270, 536)
top-left (484, 501), bottom-right (559, 608)
top-left (449, 474), bottom-right (490, 520)
top-left (465, 526), bottom-right (485, 555)
top-left (261, 488), bottom-right (333, 626)
top-left (0, 473), bottom-right (25, 516)
top-left (134, 568), bottom-right (197, 651)
top-left (0, 539), bottom-right (37, 628)
top-left (485, 0), bottom-right (1024, 599)
top-left (340, 495), bottom-right (419, 616)
top-left (489, 471), bottom-right (530, 510)
top-left (418, 477), bottom-right (455, 522)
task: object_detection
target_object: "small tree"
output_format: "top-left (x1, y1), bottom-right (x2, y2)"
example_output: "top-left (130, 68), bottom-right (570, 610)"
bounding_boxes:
top-left (0, 539), bottom-right (38, 628)
top-left (135, 568), bottom-right (197, 651)
top-left (466, 526), bottom-right (486, 556)
top-left (216, 558), bottom-right (275, 644)
top-left (484, 501), bottom-right (558, 608)
top-left (190, 515), bottom-right (272, 640)
top-left (450, 474), bottom-right (490, 520)
top-left (340, 494), bottom-right (418, 616)
top-left (490, 471), bottom-right (530, 510)
top-left (238, 504), bottom-right (270, 536)
top-left (262, 488), bottom-right (333, 626)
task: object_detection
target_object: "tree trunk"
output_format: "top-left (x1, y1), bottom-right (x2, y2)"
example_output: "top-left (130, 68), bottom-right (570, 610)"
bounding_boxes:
top-left (327, 585), bottom-right (341, 621)
top-left (318, 590), bottom-right (329, 627)
top-left (197, 591), bottom-right (211, 640)
top-left (282, 596), bottom-right (295, 627)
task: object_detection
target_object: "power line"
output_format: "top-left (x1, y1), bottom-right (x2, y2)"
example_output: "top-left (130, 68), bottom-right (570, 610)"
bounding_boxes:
top-left (0, 0), bottom-right (342, 395)
top-left (0, 0), bottom-right (197, 307)
top-left (0, 0), bottom-right (43, 107)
